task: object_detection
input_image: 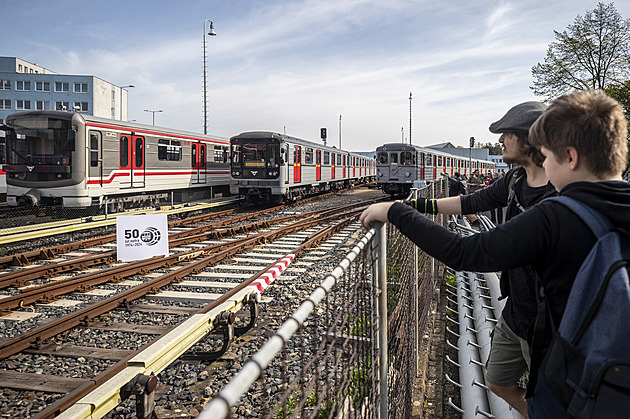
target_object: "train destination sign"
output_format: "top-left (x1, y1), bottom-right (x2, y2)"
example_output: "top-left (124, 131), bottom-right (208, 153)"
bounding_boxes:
top-left (116, 213), bottom-right (169, 262)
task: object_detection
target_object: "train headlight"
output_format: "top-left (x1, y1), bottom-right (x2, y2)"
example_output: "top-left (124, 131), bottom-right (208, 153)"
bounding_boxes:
top-left (405, 172), bottom-right (411, 177)
top-left (232, 171), bottom-right (240, 177)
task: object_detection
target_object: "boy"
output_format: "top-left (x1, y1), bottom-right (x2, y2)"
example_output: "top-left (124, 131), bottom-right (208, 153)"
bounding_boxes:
top-left (360, 90), bottom-right (630, 417)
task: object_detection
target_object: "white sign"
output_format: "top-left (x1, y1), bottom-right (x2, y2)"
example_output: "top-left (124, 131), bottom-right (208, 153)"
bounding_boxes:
top-left (116, 213), bottom-right (169, 262)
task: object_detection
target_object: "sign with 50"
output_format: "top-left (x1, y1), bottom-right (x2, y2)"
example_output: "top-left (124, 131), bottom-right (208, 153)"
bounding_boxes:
top-left (116, 213), bottom-right (169, 262)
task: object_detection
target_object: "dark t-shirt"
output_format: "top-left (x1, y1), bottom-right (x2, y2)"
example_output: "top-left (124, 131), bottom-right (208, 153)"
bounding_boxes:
top-left (460, 167), bottom-right (557, 338)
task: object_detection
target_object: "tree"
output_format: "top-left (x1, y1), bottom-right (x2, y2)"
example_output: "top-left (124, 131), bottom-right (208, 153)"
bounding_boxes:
top-left (478, 142), bottom-right (502, 155)
top-left (531, 2), bottom-right (630, 101)
top-left (605, 80), bottom-right (630, 122)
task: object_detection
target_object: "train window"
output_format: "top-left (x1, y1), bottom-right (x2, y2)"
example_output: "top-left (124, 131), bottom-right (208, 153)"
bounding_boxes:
top-left (400, 151), bottom-right (413, 165)
top-left (390, 153), bottom-right (398, 164)
top-left (200, 144), bottom-right (206, 168)
top-left (324, 151), bottom-right (330, 165)
top-left (158, 139), bottom-right (182, 161)
top-left (120, 136), bottom-right (129, 168)
top-left (305, 148), bottom-right (313, 164)
top-left (337, 154), bottom-right (341, 165)
top-left (231, 144), bottom-right (241, 164)
top-left (89, 131), bottom-right (100, 167)
top-left (135, 138), bottom-right (143, 167)
top-left (438, 156), bottom-right (443, 166)
top-left (213, 146), bottom-right (224, 163)
top-left (377, 152), bottom-right (388, 164)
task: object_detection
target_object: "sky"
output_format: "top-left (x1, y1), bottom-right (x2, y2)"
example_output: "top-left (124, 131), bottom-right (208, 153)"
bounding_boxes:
top-left (4, 0), bottom-right (630, 152)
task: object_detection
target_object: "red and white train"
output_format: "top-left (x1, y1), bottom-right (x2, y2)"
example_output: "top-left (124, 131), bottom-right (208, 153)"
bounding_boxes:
top-left (1, 111), bottom-right (230, 210)
top-left (229, 131), bottom-right (375, 202)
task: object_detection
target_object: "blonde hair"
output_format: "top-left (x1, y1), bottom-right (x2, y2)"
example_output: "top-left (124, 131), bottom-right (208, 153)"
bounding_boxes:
top-left (529, 90), bottom-right (628, 175)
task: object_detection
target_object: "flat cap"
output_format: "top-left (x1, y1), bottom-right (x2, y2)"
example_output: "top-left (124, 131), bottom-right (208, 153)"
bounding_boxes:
top-left (489, 101), bottom-right (548, 134)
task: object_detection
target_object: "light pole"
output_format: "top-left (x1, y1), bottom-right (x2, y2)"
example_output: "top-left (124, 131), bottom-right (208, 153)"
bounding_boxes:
top-left (203, 19), bottom-right (217, 134)
top-left (409, 92), bottom-right (412, 145)
top-left (120, 84), bottom-right (134, 121)
top-left (144, 109), bottom-right (163, 126)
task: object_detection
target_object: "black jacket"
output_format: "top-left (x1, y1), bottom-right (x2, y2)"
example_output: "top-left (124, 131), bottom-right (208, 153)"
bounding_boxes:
top-left (460, 167), bottom-right (557, 338)
top-left (388, 180), bottom-right (630, 380)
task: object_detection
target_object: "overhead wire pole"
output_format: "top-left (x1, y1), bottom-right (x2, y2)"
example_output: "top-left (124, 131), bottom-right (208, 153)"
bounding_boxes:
top-left (409, 92), bottom-right (412, 145)
top-left (339, 114), bottom-right (342, 149)
top-left (203, 19), bottom-right (216, 135)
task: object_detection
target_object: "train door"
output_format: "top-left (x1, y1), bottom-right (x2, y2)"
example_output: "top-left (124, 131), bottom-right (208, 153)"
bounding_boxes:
top-left (331, 152), bottom-right (335, 179)
top-left (119, 134), bottom-right (145, 188)
top-left (88, 131), bottom-right (102, 186)
top-left (293, 145), bottom-right (301, 183)
top-left (432, 155), bottom-right (437, 179)
top-left (316, 150), bottom-right (321, 181)
top-left (343, 154), bottom-right (346, 177)
top-left (353, 157), bottom-right (356, 177)
top-left (192, 142), bottom-right (207, 184)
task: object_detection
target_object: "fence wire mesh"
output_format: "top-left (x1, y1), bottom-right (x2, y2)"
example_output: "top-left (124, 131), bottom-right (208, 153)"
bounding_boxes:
top-left (202, 179), bottom-right (449, 419)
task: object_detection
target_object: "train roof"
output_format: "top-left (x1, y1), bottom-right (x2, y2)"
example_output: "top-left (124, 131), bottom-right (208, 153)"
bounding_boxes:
top-left (4, 110), bottom-right (229, 143)
top-left (231, 131), bottom-right (371, 158)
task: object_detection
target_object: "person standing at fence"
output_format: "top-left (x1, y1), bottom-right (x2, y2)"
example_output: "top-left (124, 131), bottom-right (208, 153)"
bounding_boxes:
top-left (399, 101), bottom-right (556, 416)
top-left (359, 90), bottom-right (630, 418)
top-left (442, 172), bottom-right (467, 197)
top-left (467, 169), bottom-right (484, 193)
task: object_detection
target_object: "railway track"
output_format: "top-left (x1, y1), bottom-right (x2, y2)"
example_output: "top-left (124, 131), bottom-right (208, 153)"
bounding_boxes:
top-left (0, 188), bottom-right (384, 418)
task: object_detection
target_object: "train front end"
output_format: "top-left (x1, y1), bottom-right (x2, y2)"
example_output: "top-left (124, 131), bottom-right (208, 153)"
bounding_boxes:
top-left (376, 143), bottom-right (419, 197)
top-left (3, 111), bottom-right (86, 207)
top-left (229, 132), bottom-right (284, 201)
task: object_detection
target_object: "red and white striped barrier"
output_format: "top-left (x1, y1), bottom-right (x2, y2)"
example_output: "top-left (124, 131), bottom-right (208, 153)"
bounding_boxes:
top-left (248, 254), bottom-right (295, 293)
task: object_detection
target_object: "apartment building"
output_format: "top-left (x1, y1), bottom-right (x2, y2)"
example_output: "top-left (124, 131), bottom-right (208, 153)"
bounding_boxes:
top-left (0, 57), bottom-right (131, 124)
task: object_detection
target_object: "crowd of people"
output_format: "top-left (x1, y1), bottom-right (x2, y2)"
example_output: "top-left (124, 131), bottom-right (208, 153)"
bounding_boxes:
top-left (361, 90), bottom-right (630, 418)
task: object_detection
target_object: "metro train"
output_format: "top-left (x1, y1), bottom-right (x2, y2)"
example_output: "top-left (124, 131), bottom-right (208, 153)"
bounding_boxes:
top-left (229, 131), bottom-right (375, 202)
top-left (376, 143), bottom-right (496, 196)
top-left (1, 110), bottom-right (231, 210)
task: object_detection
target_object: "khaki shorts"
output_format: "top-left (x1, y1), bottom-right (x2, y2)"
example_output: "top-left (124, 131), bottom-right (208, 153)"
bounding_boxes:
top-left (485, 315), bottom-right (530, 387)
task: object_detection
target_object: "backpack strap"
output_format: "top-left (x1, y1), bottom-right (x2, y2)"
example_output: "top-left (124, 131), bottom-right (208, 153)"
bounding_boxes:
top-left (546, 196), bottom-right (613, 238)
top-left (507, 169), bottom-right (526, 213)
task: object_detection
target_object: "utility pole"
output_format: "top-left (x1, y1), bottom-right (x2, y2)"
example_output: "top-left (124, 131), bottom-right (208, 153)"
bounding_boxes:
top-left (409, 92), bottom-right (412, 145)
top-left (339, 114), bottom-right (342, 149)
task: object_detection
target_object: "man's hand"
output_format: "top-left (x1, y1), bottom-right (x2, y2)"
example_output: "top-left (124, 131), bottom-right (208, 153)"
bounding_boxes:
top-left (359, 202), bottom-right (395, 230)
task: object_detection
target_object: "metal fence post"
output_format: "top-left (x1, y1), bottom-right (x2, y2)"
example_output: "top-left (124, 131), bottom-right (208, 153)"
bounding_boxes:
top-left (375, 222), bottom-right (388, 419)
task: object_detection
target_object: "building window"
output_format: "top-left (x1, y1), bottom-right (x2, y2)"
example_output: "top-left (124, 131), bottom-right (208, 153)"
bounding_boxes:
top-left (73, 102), bottom-right (88, 112)
top-left (36, 100), bottom-right (50, 111)
top-left (16, 81), bottom-right (31, 91)
top-left (55, 101), bottom-right (69, 110)
top-left (111, 90), bottom-right (116, 101)
top-left (74, 82), bottom-right (88, 93)
top-left (35, 81), bottom-right (50, 92)
top-left (0, 99), bottom-right (10, 110)
top-left (16, 100), bottom-right (31, 110)
top-left (0, 80), bottom-right (10, 90)
top-left (55, 82), bottom-right (69, 92)
top-left (111, 108), bottom-right (116, 119)
top-left (18, 64), bottom-right (22, 72)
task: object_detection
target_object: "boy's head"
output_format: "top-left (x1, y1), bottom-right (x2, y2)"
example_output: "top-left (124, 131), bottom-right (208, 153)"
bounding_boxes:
top-left (490, 101), bottom-right (548, 167)
top-left (529, 90), bottom-right (628, 176)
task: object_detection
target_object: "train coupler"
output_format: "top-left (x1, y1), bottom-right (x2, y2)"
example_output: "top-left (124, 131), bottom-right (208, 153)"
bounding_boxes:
top-left (234, 292), bottom-right (260, 336)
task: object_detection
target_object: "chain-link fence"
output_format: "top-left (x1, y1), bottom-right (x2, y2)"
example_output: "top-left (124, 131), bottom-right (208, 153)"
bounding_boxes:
top-left (201, 180), bottom-right (449, 418)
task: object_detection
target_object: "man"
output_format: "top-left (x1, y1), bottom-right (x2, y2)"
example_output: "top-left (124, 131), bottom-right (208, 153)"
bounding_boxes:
top-left (360, 90), bottom-right (630, 417)
top-left (467, 169), bottom-right (484, 193)
top-left (442, 171), bottom-right (466, 197)
top-left (399, 101), bottom-right (556, 416)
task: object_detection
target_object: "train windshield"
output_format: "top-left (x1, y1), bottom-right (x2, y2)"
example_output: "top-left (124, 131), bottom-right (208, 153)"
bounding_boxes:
top-left (230, 138), bottom-right (281, 178)
top-left (4, 115), bottom-right (74, 181)
top-left (377, 151), bottom-right (388, 165)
